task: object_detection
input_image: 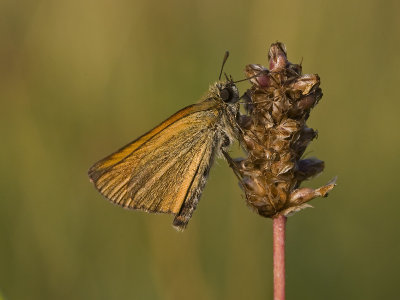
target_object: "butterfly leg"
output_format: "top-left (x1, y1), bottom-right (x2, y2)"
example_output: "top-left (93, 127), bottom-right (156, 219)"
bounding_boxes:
top-left (222, 150), bottom-right (244, 181)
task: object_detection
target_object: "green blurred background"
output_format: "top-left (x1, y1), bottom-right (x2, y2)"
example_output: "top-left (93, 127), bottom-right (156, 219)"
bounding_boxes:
top-left (1, 0), bottom-right (400, 299)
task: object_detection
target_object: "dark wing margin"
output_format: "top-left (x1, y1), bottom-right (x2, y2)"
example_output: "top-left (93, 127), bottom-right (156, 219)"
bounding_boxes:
top-left (172, 133), bottom-right (217, 230)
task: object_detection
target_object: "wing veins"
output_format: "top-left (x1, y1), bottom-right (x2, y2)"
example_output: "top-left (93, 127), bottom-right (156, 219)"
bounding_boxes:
top-left (89, 103), bottom-right (217, 174)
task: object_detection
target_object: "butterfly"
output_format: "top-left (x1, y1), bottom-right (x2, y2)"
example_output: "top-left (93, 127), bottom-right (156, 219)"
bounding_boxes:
top-left (88, 60), bottom-right (241, 230)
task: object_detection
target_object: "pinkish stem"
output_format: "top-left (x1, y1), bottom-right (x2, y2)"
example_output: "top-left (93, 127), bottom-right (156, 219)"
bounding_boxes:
top-left (273, 215), bottom-right (287, 300)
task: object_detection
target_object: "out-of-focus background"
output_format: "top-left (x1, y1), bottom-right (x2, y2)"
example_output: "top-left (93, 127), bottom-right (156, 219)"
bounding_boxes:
top-left (1, 0), bottom-right (399, 299)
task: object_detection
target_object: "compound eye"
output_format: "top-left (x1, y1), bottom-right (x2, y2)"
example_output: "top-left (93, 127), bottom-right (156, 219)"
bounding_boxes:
top-left (220, 88), bottom-right (232, 102)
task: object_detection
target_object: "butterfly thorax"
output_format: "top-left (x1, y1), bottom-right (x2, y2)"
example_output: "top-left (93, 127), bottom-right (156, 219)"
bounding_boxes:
top-left (203, 81), bottom-right (240, 149)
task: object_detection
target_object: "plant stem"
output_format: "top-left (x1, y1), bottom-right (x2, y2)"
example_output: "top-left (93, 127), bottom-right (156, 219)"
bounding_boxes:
top-left (273, 215), bottom-right (287, 300)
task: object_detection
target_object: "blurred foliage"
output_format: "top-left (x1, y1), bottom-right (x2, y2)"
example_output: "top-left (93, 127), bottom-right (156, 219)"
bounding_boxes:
top-left (1, 0), bottom-right (400, 299)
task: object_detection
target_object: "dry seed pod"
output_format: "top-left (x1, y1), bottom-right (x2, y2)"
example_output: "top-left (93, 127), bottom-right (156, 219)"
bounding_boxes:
top-left (234, 42), bottom-right (336, 218)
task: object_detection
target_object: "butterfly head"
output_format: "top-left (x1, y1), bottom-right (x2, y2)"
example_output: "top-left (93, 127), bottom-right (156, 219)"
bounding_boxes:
top-left (215, 81), bottom-right (239, 104)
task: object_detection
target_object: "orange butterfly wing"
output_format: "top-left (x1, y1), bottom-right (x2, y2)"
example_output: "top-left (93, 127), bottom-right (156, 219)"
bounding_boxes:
top-left (88, 101), bottom-right (221, 215)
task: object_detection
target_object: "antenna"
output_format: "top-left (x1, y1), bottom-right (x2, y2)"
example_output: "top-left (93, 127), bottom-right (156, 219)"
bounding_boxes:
top-left (233, 70), bottom-right (269, 84)
top-left (218, 51), bottom-right (230, 80)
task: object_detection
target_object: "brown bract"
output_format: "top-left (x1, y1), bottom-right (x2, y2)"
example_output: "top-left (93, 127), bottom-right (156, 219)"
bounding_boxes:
top-left (234, 42), bottom-right (336, 218)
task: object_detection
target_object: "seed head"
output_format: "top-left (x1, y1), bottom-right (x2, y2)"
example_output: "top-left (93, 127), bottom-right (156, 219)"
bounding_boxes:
top-left (234, 42), bottom-right (336, 218)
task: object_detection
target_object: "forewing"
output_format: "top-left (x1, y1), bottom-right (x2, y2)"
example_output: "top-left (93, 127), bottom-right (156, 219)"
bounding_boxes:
top-left (88, 101), bottom-right (220, 215)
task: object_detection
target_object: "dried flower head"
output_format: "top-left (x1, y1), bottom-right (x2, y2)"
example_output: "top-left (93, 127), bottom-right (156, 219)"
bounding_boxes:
top-left (232, 42), bottom-right (336, 218)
